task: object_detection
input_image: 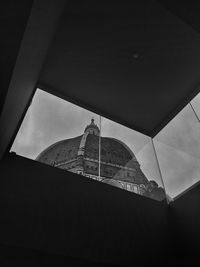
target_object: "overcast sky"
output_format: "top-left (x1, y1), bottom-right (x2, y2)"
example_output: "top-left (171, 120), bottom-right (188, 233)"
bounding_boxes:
top-left (11, 89), bottom-right (200, 199)
top-left (154, 99), bottom-right (200, 198)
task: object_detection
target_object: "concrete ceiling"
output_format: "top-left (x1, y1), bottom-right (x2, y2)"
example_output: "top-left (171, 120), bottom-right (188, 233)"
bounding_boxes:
top-left (39, 0), bottom-right (200, 136)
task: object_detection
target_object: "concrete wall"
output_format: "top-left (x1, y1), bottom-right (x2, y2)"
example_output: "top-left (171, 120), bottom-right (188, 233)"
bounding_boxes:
top-left (169, 183), bottom-right (200, 264)
top-left (0, 153), bottom-right (168, 266)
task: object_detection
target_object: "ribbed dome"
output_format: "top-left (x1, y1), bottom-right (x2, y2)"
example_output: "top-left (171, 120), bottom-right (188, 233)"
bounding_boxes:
top-left (36, 119), bottom-right (165, 201)
top-left (36, 118), bottom-right (140, 169)
top-left (84, 134), bottom-right (138, 168)
top-left (36, 131), bottom-right (148, 185)
top-left (36, 134), bottom-right (137, 168)
top-left (36, 135), bottom-right (82, 165)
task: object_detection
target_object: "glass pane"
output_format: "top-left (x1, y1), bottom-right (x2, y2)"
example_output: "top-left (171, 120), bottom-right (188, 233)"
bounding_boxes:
top-left (154, 104), bottom-right (200, 199)
top-left (190, 92), bottom-right (200, 121)
top-left (11, 88), bottom-right (101, 179)
top-left (100, 117), bottom-right (166, 201)
top-left (11, 88), bottom-right (168, 202)
top-left (136, 140), bottom-right (167, 201)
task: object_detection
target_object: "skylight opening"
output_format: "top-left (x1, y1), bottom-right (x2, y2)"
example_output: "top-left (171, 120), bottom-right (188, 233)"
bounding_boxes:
top-left (10, 88), bottom-right (167, 202)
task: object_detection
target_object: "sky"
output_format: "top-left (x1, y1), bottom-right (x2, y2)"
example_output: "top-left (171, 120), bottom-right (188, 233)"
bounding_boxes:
top-left (154, 100), bottom-right (200, 198)
top-left (11, 88), bottom-right (200, 199)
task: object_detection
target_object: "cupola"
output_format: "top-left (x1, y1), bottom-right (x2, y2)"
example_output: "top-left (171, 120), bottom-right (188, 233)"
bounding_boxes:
top-left (84, 118), bottom-right (100, 136)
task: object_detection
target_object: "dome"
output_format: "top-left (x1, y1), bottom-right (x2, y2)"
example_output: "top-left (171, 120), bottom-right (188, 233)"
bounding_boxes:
top-left (36, 135), bottom-right (82, 166)
top-left (36, 119), bottom-right (149, 185)
top-left (36, 119), bottom-right (166, 201)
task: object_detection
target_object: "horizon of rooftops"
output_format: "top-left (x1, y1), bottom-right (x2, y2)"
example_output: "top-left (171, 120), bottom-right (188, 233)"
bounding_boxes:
top-left (10, 88), bottom-right (200, 202)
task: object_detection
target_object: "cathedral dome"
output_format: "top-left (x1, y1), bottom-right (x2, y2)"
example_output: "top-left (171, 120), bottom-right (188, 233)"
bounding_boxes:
top-left (36, 135), bottom-right (83, 166)
top-left (36, 119), bottom-right (166, 200)
top-left (36, 119), bottom-right (149, 185)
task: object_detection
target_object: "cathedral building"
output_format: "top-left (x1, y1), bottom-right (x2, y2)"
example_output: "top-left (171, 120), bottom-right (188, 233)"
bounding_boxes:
top-left (36, 119), bottom-right (165, 201)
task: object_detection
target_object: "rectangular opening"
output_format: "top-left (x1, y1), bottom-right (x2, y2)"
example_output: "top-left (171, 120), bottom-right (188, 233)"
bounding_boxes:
top-left (10, 88), bottom-right (166, 202)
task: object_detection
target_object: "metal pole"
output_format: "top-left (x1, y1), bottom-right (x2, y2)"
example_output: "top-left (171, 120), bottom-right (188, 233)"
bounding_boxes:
top-left (189, 102), bottom-right (200, 123)
top-left (98, 116), bottom-right (101, 180)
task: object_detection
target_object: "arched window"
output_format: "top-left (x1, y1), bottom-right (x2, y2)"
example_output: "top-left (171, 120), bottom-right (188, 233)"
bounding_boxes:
top-left (132, 185), bottom-right (138, 193)
top-left (126, 183), bottom-right (131, 191)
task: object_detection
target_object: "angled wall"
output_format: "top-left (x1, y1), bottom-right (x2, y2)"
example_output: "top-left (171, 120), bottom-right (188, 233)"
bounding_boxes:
top-left (0, 153), bottom-right (168, 266)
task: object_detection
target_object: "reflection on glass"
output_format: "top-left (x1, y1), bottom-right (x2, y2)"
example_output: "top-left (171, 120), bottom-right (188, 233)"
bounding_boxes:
top-left (100, 117), bottom-right (166, 201)
top-left (154, 104), bottom-right (200, 199)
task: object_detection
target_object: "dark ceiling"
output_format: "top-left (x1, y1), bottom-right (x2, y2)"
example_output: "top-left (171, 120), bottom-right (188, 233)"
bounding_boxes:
top-left (1, 0), bottom-right (200, 138)
top-left (39, 0), bottom-right (200, 136)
